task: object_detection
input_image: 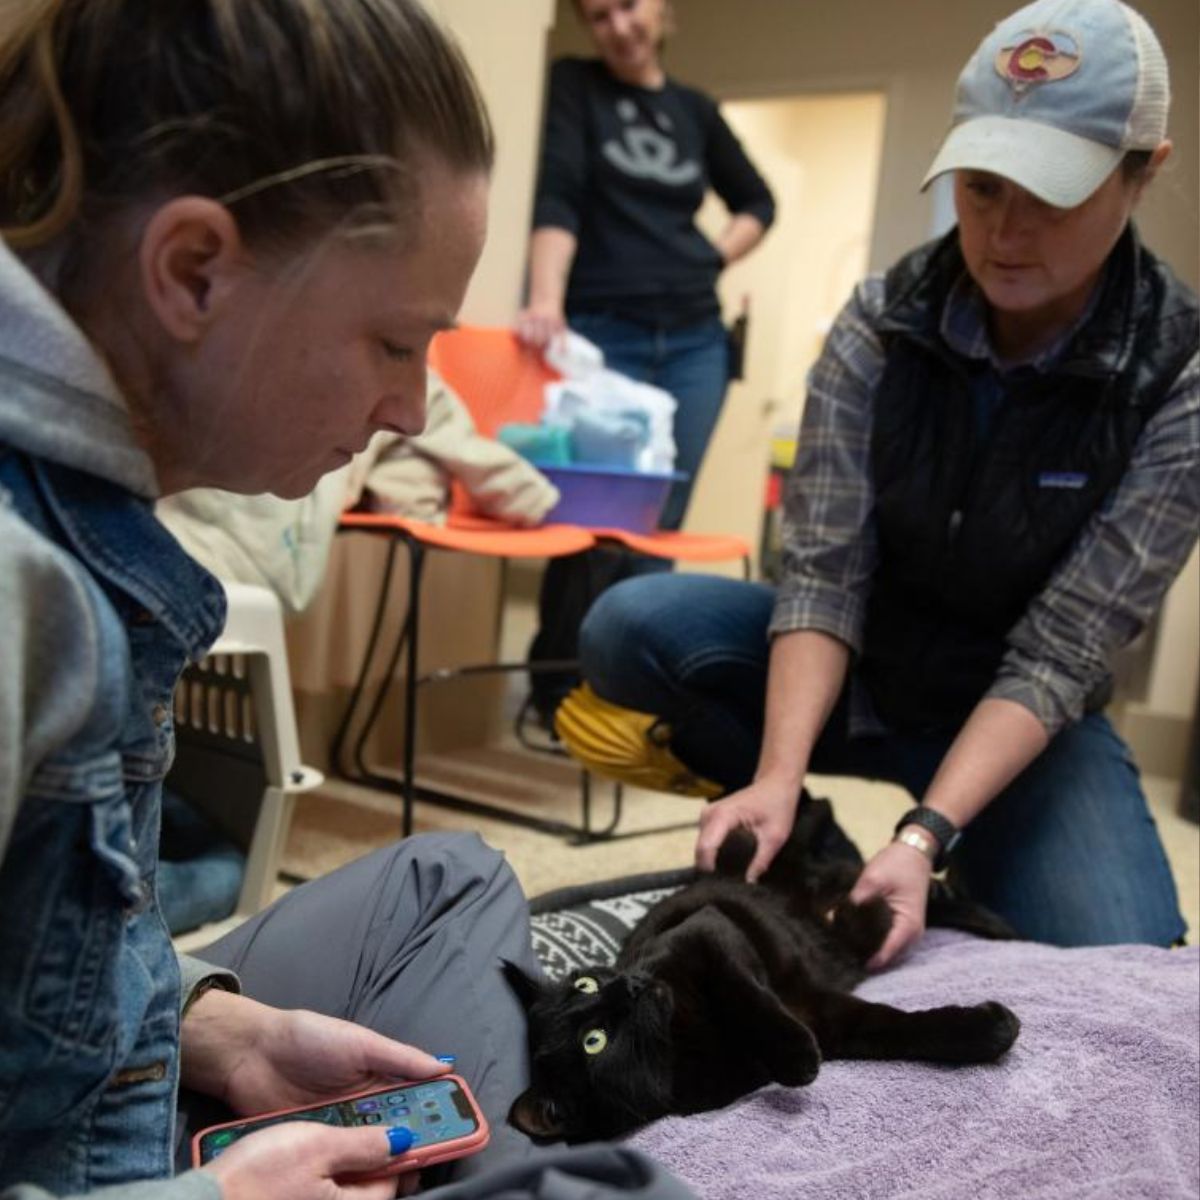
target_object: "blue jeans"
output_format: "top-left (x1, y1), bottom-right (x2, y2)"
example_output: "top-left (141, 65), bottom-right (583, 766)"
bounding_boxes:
top-left (157, 788), bottom-right (245, 935)
top-left (527, 312), bottom-right (731, 719)
top-left (579, 573), bottom-right (1188, 948)
top-left (568, 311), bottom-right (729, 531)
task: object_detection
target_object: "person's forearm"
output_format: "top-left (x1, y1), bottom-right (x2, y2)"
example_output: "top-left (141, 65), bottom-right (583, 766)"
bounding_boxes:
top-left (526, 227), bottom-right (578, 311)
top-left (180, 987), bottom-right (267, 1103)
top-left (714, 213), bottom-right (766, 268)
top-left (920, 697), bottom-right (1050, 829)
top-left (753, 629), bottom-right (849, 792)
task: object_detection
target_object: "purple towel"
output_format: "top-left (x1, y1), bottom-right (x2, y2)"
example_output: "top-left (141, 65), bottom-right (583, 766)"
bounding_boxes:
top-left (628, 931), bottom-right (1200, 1199)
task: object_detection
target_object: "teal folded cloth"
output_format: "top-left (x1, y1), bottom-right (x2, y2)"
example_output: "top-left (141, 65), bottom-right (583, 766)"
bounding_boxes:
top-left (497, 422), bottom-right (572, 466)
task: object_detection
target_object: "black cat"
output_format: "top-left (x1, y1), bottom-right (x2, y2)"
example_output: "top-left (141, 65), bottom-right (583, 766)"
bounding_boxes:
top-left (504, 798), bottom-right (1020, 1141)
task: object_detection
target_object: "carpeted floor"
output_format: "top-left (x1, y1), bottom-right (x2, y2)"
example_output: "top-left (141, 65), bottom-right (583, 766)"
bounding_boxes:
top-left (281, 746), bottom-right (707, 899)
top-left (282, 745), bottom-right (1200, 936)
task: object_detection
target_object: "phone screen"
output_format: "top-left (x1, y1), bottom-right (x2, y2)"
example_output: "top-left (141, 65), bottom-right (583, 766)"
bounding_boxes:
top-left (196, 1078), bottom-right (480, 1164)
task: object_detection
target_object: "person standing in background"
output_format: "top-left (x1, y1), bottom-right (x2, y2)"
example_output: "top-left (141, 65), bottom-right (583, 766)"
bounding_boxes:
top-left (517, 0), bottom-right (775, 727)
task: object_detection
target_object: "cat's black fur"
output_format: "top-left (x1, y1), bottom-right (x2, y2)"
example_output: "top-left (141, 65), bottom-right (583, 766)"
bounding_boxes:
top-left (505, 797), bottom-right (1020, 1141)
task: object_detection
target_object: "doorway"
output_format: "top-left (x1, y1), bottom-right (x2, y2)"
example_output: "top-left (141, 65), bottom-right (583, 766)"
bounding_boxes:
top-left (687, 91), bottom-right (887, 574)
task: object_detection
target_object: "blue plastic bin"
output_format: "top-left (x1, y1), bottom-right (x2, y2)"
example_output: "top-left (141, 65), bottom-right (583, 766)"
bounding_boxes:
top-left (539, 464), bottom-right (687, 533)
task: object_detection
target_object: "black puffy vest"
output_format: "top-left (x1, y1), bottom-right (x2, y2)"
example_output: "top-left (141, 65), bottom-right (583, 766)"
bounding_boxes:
top-left (860, 226), bottom-right (1198, 733)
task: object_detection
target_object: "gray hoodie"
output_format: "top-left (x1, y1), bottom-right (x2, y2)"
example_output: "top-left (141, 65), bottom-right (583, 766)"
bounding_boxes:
top-left (0, 240), bottom-right (229, 1200)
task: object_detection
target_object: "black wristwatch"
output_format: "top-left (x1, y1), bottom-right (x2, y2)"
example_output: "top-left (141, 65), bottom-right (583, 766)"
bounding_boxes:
top-left (893, 806), bottom-right (961, 873)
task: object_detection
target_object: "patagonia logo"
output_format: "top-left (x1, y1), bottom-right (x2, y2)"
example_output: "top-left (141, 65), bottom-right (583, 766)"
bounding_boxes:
top-left (1038, 471), bottom-right (1088, 489)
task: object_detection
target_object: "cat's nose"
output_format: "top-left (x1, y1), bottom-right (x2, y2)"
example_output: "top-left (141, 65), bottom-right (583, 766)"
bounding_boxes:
top-left (625, 972), bottom-right (651, 998)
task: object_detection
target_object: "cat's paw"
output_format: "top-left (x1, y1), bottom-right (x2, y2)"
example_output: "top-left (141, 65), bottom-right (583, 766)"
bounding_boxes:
top-left (775, 1021), bottom-right (822, 1087)
top-left (828, 895), bottom-right (892, 960)
top-left (948, 1000), bottom-right (1021, 1062)
top-left (975, 1001), bottom-right (1021, 1058)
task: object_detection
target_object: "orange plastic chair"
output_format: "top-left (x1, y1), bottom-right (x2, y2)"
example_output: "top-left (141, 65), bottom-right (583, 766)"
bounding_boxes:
top-left (333, 329), bottom-right (603, 840)
top-left (592, 526), bottom-right (750, 568)
top-left (429, 324), bottom-right (554, 436)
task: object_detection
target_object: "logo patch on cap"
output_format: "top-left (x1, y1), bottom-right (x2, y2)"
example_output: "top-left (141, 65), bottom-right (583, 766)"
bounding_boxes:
top-left (995, 30), bottom-right (1081, 94)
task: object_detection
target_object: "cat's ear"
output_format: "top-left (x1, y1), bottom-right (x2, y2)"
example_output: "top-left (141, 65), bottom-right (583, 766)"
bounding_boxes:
top-left (508, 1087), bottom-right (566, 1140)
top-left (501, 959), bottom-right (546, 1010)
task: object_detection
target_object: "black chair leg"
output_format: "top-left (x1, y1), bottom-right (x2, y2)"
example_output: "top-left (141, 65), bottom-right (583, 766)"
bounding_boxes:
top-left (401, 540), bottom-right (426, 838)
top-left (330, 528), bottom-right (697, 843)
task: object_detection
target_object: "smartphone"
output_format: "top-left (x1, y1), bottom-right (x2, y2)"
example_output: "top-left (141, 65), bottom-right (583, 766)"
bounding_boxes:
top-left (191, 1073), bottom-right (489, 1177)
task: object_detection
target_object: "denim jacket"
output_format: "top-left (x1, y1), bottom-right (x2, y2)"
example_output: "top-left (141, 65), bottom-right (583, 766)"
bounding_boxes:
top-left (0, 241), bottom-right (231, 1199)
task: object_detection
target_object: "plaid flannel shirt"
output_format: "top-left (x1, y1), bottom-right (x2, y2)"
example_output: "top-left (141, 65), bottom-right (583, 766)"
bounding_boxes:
top-left (770, 268), bottom-right (1199, 737)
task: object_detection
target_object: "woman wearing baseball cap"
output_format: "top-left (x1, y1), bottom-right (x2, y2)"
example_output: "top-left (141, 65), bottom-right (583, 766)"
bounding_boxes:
top-left (577, 0), bottom-right (1198, 963)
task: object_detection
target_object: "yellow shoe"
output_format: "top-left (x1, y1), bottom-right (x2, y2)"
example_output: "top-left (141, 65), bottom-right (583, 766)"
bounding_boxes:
top-left (553, 683), bottom-right (722, 799)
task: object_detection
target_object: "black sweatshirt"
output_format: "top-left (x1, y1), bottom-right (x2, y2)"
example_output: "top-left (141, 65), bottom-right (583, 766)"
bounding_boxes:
top-left (532, 57), bottom-right (776, 328)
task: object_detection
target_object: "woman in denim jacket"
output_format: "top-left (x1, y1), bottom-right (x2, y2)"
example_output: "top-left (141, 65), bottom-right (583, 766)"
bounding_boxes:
top-left (0, 4), bottom-right (696, 1200)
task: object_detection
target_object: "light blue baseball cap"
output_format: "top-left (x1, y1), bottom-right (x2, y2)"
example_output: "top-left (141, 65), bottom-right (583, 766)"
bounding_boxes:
top-left (923, 0), bottom-right (1169, 207)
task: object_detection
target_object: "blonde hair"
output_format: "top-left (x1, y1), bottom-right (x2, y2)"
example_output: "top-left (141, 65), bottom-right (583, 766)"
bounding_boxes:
top-left (0, 0), bottom-right (493, 258)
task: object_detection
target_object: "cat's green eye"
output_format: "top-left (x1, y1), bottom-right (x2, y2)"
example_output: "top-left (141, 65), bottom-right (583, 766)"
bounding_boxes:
top-left (582, 1028), bottom-right (609, 1055)
top-left (573, 976), bottom-right (600, 995)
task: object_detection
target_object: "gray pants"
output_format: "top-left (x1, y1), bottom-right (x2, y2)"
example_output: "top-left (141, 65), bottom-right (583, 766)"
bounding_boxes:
top-left (189, 832), bottom-right (696, 1198)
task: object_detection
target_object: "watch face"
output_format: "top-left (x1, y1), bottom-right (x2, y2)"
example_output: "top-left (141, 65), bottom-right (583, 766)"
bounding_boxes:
top-left (897, 828), bottom-right (937, 860)
top-left (895, 807), bottom-right (961, 871)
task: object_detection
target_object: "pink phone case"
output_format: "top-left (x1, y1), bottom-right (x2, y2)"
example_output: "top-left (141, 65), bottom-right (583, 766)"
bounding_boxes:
top-left (190, 1072), bottom-right (490, 1178)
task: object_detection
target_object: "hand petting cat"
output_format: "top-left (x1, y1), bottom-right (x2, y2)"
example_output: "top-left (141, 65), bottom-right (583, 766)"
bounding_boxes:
top-left (698, 781), bottom-right (933, 971)
top-left (694, 776), bottom-right (800, 882)
top-left (849, 698), bottom-right (1052, 968)
top-left (849, 842), bottom-right (933, 969)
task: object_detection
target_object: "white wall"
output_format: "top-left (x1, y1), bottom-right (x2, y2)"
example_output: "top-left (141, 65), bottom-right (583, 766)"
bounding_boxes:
top-left (430, 0), bottom-right (557, 324)
top-left (685, 94), bottom-right (886, 561)
top-left (716, 93), bottom-right (887, 434)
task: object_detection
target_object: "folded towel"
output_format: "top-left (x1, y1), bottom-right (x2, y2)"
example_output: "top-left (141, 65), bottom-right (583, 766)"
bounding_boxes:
top-left (629, 931), bottom-right (1200, 1199)
top-left (569, 408), bottom-right (650, 468)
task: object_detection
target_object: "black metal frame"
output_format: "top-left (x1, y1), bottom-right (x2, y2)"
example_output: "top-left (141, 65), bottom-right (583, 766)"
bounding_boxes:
top-left (329, 525), bottom-right (697, 844)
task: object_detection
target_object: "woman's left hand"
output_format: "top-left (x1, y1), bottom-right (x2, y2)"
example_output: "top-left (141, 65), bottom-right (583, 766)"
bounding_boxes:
top-left (181, 989), bottom-right (448, 1115)
top-left (848, 842), bottom-right (933, 970)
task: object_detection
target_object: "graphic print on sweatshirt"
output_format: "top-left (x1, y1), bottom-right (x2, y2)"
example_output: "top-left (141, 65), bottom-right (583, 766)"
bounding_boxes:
top-left (602, 97), bottom-right (700, 186)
